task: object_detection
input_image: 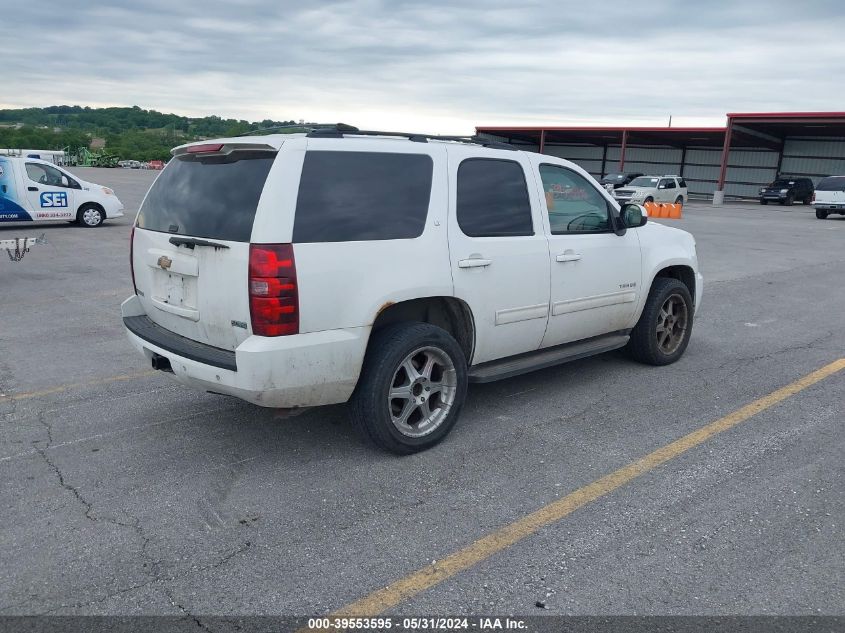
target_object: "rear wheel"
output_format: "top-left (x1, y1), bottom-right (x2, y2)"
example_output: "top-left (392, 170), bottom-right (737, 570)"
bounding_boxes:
top-left (674, 196), bottom-right (684, 206)
top-left (626, 277), bottom-right (693, 366)
top-left (78, 204), bottom-right (104, 228)
top-left (350, 322), bottom-right (468, 454)
top-left (803, 195), bottom-right (813, 205)
top-left (644, 196), bottom-right (654, 204)
top-left (816, 209), bottom-right (829, 219)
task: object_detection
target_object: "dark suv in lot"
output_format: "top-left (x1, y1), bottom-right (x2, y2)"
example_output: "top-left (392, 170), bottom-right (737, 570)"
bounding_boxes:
top-left (600, 172), bottom-right (644, 190)
top-left (759, 177), bottom-right (814, 205)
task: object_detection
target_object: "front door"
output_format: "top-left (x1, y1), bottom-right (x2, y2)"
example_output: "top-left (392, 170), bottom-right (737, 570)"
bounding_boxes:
top-left (447, 147), bottom-right (551, 364)
top-left (657, 177), bottom-right (677, 203)
top-left (529, 157), bottom-right (642, 347)
top-left (23, 162), bottom-right (76, 221)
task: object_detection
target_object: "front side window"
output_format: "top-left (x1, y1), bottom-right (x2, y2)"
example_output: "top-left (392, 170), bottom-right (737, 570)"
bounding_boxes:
top-left (293, 151), bottom-right (433, 243)
top-left (25, 163), bottom-right (71, 188)
top-left (456, 158), bottom-right (533, 237)
top-left (539, 164), bottom-right (610, 234)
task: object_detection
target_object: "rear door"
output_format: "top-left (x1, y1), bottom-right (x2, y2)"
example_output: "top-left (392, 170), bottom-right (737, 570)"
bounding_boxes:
top-left (133, 142), bottom-right (279, 351)
top-left (657, 178), bottom-right (676, 203)
top-left (447, 146), bottom-right (551, 364)
top-left (815, 176), bottom-right (845, 207)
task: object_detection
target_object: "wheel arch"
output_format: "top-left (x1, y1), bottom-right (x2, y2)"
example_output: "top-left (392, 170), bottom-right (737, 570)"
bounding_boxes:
top-left (77, 200), bottom-right (105, 216)
top-left (370, 296), bottom-right (476, 364)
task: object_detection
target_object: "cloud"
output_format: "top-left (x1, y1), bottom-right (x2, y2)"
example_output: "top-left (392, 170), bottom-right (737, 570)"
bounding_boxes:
top-left (2, 0), bottom-right (844, 134)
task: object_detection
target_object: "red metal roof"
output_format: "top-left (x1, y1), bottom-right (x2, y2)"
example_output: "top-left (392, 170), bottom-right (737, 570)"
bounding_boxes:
top-left (476, 125), bottom-right (725, 133)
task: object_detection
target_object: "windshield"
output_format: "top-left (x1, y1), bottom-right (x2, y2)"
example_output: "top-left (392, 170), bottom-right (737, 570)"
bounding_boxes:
top-left (815, 176), bottom-right (845, 191)
top-left (601, 174), bottom-right (625, 182)
top-left (628, 177), bottom-right (659, 187)
top-left (137, 150), bottom-right (275, 241)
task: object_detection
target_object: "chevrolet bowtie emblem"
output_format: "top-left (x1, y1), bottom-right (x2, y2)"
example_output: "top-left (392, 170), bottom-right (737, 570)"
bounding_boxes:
top-left (157, 255), bottom-right (173, 270)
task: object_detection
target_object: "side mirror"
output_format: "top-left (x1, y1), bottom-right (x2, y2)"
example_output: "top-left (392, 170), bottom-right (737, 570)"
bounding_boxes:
top-left (621, 203), bottom-right (648, 228)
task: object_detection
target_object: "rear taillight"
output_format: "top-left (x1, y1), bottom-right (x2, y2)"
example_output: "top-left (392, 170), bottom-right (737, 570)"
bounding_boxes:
top-left (248, 243), bottom-right (298, 336)
top-left (129, 224), bottom-right (137, 295)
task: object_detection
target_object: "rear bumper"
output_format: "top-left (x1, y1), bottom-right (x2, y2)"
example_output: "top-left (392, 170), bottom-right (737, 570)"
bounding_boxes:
top-left (813, 203), bottom-right (845, 210)
top-left (121, 295), bottom-right (369, 408)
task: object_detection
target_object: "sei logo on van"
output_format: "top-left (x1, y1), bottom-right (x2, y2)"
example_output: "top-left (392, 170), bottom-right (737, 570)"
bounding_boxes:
top-left (40, 192), bottom-right (68, 207)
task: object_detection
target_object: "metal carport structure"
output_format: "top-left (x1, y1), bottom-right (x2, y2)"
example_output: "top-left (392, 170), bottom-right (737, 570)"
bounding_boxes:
top-left (477, 112), bottom-right (845, 203)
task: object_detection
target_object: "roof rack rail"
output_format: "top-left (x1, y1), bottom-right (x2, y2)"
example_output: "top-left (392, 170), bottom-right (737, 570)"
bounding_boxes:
top-left (305, 124), bottom-right (517, 150)
top-left (235, 123), bottom-right (339, 137)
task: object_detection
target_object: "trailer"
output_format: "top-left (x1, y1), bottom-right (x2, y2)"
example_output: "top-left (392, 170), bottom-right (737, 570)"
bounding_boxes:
top-left (1, 234), bottom-right (47, 261)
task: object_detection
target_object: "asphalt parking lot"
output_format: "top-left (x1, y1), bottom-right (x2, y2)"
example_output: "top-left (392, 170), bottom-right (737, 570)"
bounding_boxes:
top-left (1, 168), bottom-right (843, 620)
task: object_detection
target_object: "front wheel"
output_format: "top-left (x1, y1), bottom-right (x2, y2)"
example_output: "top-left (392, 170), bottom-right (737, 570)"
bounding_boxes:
top-left (782, 194), bottom-right (794, 206)
top-left (626, 277), bottom-right (694, 366)
top-left (644, 197), bottom-right (654, 204)
top-left (816, 209), bottom-right (829, 219)
top-left (350, 322), bottom-right (468, 454)
top-left (78, 204), bottom-right (105, 228)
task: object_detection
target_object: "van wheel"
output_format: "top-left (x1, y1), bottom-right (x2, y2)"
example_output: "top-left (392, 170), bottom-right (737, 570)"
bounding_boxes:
top-left (78, 204), bottom-right (105, 227)
top-left (626, 277), bottom-right (693, 366)
top-left (816, 209), bottom-right (829, 219)
top-left (350, 323), bottom-right (467, 454)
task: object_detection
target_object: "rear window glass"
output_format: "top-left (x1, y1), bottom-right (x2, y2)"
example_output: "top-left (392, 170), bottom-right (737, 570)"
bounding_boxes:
top-left (457, 159), bottom-right (533, 237)
top-left (816, 176), bottom-right (845, 191)
top-left (293, 151), bottom-right (432, 243)
top-left (137, 151), bottom-right (275, 241)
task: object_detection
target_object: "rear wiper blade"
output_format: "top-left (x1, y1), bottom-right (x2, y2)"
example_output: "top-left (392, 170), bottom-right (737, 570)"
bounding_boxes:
top-left (168, 236), bottom-right (230, 250)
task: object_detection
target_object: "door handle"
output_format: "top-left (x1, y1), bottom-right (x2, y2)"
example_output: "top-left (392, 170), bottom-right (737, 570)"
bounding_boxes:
top-left (28, 186), bottom-right (39, 192)
top-left (556, 251), bottom-right (582, 262)
top-left (458, 258), bottom-right (492, 269)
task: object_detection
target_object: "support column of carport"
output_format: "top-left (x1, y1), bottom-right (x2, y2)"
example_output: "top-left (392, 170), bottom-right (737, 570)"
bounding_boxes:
top-left (619, 130), bottom-right (628, 170)
top-left (714, 118), bottom-right (733, 205)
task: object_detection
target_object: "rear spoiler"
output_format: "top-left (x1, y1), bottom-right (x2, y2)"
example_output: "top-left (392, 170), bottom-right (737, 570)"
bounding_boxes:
top-left (171, 142), bottom-right (277, 158)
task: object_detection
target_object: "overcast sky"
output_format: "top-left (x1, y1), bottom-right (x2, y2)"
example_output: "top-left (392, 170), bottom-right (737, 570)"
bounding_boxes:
top-left (2, 0), bottom-right (844, 134)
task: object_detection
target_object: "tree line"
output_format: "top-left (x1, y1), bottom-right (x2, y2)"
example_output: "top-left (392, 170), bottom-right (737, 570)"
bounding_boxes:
top-left (0, 105), bottom-right (300, 162)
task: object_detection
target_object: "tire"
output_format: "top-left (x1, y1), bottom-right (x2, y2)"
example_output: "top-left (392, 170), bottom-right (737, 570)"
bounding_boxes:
top-left (77, 204), bottom-right (105, 227)
top-left (674, 196), bottom-right (684, 206)
top-left (760, 199), bottom-right (768, 205)
top-left (816, 209), bottom-right (829, 219)
top-left (783, 193), bottom-right (794, 206)
top-left (626, 277), bottom-right (694, 366)
top-left (802, 196), bottom-right (812, 205)
top-left (349, 322), bottom-right (468, 454)
top-left (644, 197), bottom-right (654, 204)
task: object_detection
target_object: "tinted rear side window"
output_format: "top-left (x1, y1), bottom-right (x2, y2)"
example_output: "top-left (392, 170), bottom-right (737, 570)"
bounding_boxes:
top-left (293, 151), bottom-right (432, 243)
top-left (457, 159), bottom-right (533, 237)
top-left (137, 151), bottom-right (275, 241)
top-left (816, 176), bottom-right (845, 191)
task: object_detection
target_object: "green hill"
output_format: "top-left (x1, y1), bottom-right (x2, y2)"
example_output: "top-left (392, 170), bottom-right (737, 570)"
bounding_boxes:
top-left (0, 105), bottom-right (300, 161)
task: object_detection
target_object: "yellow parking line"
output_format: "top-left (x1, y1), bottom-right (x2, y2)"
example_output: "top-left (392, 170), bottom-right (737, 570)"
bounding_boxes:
top-left (0, 370), bottom-right (157, 402)
top-left (333, 358), bottom-right (845, 617)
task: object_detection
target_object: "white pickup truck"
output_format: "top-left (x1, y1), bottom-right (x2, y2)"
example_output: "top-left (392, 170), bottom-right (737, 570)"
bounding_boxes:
top-left (123, 127), bottom-right (703, 454)
top-left (0, 156), bottom-right (124, 227)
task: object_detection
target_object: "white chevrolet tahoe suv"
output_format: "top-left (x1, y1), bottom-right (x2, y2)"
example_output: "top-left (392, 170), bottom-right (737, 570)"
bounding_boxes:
top-left (122, 126), bottom-right (703, 454)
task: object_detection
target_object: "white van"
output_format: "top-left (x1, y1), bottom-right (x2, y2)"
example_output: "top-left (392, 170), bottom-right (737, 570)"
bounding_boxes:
top-left (0, 156), bottom-right (124, 227)
top-left (122, 127), bottom-right (702, 454)
top-left (813, 176), bottom-right (845, 219)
